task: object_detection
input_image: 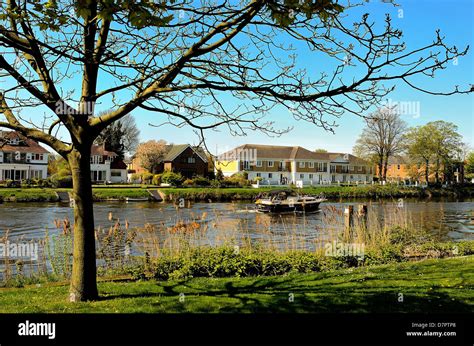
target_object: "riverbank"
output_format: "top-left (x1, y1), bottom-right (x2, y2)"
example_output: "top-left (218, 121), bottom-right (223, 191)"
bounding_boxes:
top-left (1, 184), bottom-right (472, 203)
top-left (0, 256), bottom-right (471, 313)
top-left (159, 184), bottom-right (474, 201)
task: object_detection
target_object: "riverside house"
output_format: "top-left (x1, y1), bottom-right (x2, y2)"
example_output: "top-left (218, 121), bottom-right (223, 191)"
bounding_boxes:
top-left (127, 144), bottom-right (209, 179)
top-left (90, 144), bottom-right (127, 183)
top-left (0, 131), bottom-right (49, 181)
top-left (215, 144), bottom-right (374, 185)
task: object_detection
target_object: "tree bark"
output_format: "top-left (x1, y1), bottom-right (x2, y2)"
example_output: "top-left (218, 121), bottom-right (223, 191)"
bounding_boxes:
top-left (67, 147), bottom-right (98, 302)
top-left (425, 159), bottom-right (430, 185)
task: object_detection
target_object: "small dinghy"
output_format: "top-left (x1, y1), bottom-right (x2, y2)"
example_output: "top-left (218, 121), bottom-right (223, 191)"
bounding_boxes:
top-left (255, 190), bottom-right (326, 214)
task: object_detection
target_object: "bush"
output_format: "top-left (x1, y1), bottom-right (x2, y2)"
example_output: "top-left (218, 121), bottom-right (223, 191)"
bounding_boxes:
top-left (141, 172), bottom-right (154, 184)
top-left (51, 175), bottom-right (73, 188)
top-left (161, 171), bottom-right (184, 186)
top-left (152, 174), bottom-right (162, 186)
top-left (192, 176), bottom-right (210, 186)
top-left (130, 173), bottom-right (141, 183)
top-left (182, 178), bottom-right (194, 187)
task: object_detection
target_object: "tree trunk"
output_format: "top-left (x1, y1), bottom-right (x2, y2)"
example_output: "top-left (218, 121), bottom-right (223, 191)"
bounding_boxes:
top-left (382, 156), bottom-right (389, 182)
top-left (425, 159), bottom-right (430, 185)
top-left (435, 158), bottom-right (440, 184)
top-left (378, 156), bottom-right (384, 181)
top-left (67, 148), bottom-right (98, 302)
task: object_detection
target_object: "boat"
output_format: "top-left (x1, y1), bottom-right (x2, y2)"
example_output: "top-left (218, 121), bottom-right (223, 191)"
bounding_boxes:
top-left (125, 197), bottom-right (149, 202)
top-left (255, 190), bottom-right (326, 214)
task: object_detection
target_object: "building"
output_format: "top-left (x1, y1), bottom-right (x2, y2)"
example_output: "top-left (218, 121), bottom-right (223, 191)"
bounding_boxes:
top-left (215, 144), bottom-right (373, 185)
top-left (379, 156), bottom-right (466, 184)
top-left (127, 144), bottom-right (209, 179)
top-left (90, 144), bottom-right (127, 183)
top-left (0, 131), bottom-right (49, 181)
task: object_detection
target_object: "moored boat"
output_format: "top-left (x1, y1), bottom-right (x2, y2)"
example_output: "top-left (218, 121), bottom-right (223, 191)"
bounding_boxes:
top-left (255, 190), bottom-right (326, 214)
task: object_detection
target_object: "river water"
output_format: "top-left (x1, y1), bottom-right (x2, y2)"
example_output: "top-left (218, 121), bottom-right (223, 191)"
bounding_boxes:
top-left (1, 198), bottom-right (473, 242)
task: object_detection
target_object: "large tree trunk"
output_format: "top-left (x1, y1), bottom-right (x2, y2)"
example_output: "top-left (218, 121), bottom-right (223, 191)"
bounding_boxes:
top-left (67, 147), bottom-right (98, 302)
top-left (425, 159), bottom-right (430, 185)
top-left (378, 155), bottom-right (384, 181)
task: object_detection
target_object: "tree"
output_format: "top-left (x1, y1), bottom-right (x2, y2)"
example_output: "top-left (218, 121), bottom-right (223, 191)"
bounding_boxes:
top-left (96, 113), bottom-right (140, 158)
top-left (0, 1), bottom-right (470, 301)
top-left (407, 122), bottom-right (463, 184)
top-left (135, 140), bottom-right (168, 174)
top-left (406, 125), bottom-right (436, 184)
top-left (466, 151), bottom-right (474, 180)
top-left (353, 108), bottom-right (407, 181)
top-left (314, 148), bottom-right (328, 153)
top-left (428, 121), bottom-right (462, 184)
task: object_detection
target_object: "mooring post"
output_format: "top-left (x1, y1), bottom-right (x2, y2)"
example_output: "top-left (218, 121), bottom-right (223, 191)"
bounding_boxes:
top-left (357, 204), bottom-right (368, 231)
top-left (344, 205), bottom-right (354, 237)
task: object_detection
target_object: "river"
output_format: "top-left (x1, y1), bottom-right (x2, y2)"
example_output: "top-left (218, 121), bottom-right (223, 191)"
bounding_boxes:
top-left (1, 198), bottom-right (473, 243)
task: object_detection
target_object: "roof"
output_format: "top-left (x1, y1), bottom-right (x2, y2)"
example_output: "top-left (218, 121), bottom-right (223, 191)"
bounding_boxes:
top-left (0, 131), bottom-right (49, 154)
top-left (326, 153), bottom-right (370, 166)
top-left (111, 159), bottom-right (127, 170)
top-left (218, 144), bottom-right (368, 164)
top-left (163, 144), bottom-right (208, 163)
top-left (91, 144), bottom-right (118, 157)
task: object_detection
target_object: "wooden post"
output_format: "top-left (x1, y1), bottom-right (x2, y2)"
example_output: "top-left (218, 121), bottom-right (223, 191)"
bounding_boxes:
top-left (344, 205), bottom-right (354, 237)
top-left (357, 204), bottom-right (368, 232)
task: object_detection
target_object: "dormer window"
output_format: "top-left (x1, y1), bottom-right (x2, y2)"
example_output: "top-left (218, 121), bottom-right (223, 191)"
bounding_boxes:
top-left (8, 138), bottom-right (19, 145)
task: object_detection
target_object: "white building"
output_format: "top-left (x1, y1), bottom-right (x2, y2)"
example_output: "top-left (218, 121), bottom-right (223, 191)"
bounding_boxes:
top-left (216, 144), bottom-right (373, 185)
top-left (90, 145), bottom-right (127, 183)
top-left (0, 131), bottom-right (49, 181)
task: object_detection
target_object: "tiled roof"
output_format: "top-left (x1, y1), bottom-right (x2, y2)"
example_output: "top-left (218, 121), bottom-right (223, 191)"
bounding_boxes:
top-left (163, 144), bottom-right (208, 163)
top-left (91, 144), bottom-right (118, 157)
top-left (219, 144), bottom-right (371, 166)
top-left (0, 131), bottom-right (49, 154)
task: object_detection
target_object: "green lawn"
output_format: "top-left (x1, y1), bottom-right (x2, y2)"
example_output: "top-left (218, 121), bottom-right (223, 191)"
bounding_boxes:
top-left (1, 256), bottom-right (472, 313)
top-left (0, 188), bottom-right (59, 202)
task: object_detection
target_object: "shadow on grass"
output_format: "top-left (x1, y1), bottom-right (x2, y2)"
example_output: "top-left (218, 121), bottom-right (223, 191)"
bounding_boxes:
top-left (97, 267), bottom-right (473, 313)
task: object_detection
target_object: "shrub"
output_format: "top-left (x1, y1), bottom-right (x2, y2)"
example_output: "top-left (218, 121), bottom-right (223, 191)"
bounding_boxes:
top-left (182, 178), bottom-right (194, 187)
top-left (192, 176), bottom-right (210, 186)
top-left (51, 175), bottom-right (73, 188)
top-left (130, 173), bottom-right (141, 182)
top-left (152, 174), bottom-right (162, 186)
top-left (141, 172), bottom-right (154, 184)
top-left (161, 171), bottom-right (184, 186)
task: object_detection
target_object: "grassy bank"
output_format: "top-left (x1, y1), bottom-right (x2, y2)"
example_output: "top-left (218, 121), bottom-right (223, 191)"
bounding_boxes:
top-left (0, 256), bottom-right (472, 313)
top-left (161, 184), bottom-right (474, 201)
top-left (0, 185), bottom-right (473, 202)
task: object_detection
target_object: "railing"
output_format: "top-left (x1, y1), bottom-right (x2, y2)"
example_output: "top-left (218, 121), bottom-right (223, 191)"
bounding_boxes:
top-left (2, 158), bottom-right (31, 164)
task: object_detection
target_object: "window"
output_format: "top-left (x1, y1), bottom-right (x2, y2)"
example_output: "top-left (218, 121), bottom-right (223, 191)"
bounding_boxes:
top-left (309, 162), bottom-right (315, 168)
top-left (358, 166), bottom-right (363, 172)
top-left (267, 161), bottom-right (274, 167)
top-left (309, 174), bottom-right (313, 179)
top-left (90, 156), bottom-right (103, 164)
top-left (300, 174), bottom-right (304, 179)
top-left (34, 154), bottom-right (44, 161)
top-left (299, 161), bottom-right (305, 168)
top-left (187, 157), bottom-right (196, 164)
top-left (243, 161), bottom-right (250, 170)
top-left (256, 173), bottom-right (261, 177)
top-left (256, 160), bottom-right (262, 167)
top-left (111, 171), bottom-right (122, 177)
top-left (268, 173), bottom-right (273, 178)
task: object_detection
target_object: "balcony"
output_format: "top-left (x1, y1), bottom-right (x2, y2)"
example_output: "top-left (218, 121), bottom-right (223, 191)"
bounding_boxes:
top-left (2, 158), bottom-right (32, 164)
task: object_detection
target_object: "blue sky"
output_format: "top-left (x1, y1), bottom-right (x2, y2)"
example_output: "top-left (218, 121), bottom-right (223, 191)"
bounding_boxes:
top-left (1, 0), bottom-right (473, 155)
top-left (137, 0), bottom-right (474, 154)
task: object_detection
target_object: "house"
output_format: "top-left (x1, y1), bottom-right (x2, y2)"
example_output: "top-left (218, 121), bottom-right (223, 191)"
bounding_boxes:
top-left (0, 131), bottom-right (49, 181)
top-left (378, 156), bottom-right (466, 184)
top-left (90, 144), bottom-right (127, 183)
top-left (127, 144), bottom-right (209, 179)
top-left (215, 144), bottom-right (374, 185)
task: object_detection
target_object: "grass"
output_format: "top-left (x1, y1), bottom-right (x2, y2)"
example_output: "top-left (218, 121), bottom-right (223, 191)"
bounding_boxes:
top-left (160, 184), bottom-right (474, 201)
top-left (0, 184), bottom-right (472, 202)
top-left (0, 188), bottom-right (59, 202)
top-left (0, 256), bottom-right (472, 313)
